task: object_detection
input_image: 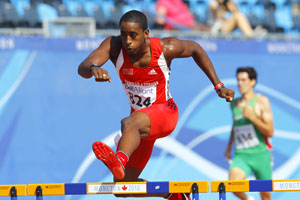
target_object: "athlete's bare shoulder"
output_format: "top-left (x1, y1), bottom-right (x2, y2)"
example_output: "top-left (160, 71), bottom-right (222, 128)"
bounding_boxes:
top-left (256, 94), bottom-right (271, 109)
top-left (161, 37), bottom-right (186, 60)
top-left (255, 93), bottom-right (273, 125)
top-left (161, 37), bottom-right (183, 52)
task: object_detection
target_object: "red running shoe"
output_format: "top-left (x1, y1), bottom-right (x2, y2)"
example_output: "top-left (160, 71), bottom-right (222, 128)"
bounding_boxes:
top-left (92, 141), bottom-right (125, 180)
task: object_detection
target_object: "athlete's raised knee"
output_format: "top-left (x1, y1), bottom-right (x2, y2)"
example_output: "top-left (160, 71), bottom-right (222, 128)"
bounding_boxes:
top-left (121, 116), bottom-right (137, 132)
top-left (121, 112), bottom-right (151, 138)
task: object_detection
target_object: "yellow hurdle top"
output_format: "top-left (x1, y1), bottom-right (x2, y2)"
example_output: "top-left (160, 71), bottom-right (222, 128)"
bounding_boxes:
top-left (0, 185), bottom-right (27, 196)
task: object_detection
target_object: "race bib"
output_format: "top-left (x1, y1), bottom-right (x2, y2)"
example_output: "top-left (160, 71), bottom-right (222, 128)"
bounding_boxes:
top-left (123, 84), bottom-right (157, 110)
top-left (234, 124), bottom-right (259, 149)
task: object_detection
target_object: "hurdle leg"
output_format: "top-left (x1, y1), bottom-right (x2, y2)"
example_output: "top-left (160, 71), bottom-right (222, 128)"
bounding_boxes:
top-left (10, 186), bottom-right (17, 200)
top-left (218, 182), bottom-right (226, 200)
top-left (192, 183), bottom-right (199, 200)
top-left (36, 186), bottom-right (43, 200)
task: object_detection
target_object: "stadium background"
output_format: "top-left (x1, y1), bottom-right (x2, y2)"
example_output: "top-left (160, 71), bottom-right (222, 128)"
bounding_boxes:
top-left (1, 0), bottom-right (300, 200)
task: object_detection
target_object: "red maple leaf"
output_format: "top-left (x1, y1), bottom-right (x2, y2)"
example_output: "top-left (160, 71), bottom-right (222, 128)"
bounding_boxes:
top-left (122, 185), bottom-right (128, 190)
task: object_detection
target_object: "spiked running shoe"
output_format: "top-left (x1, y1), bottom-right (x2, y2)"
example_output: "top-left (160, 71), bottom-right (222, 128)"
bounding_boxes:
top-left (92, 141), bottom-right (125, 180)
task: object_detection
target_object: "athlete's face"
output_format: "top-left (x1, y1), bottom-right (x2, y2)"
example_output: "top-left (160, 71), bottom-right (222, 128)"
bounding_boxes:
top-left (237, 72), bottom-right (256, 95)
top-left (120, 21), bottom-right (149, 55)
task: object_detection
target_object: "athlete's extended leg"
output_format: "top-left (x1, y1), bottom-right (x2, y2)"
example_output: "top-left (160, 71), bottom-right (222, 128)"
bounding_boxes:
top-left (113, 100), bottom-right (178, 180)
top-left (93, 111), bottom-right (151, 180)
top-left (94, 100), bottom-right (180, 198)
top-left (229, 168), bottom-right (248, 200)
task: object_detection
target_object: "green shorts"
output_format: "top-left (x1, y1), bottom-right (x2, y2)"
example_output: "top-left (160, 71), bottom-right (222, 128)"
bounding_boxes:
top-left (230, 150), bottom-right (272, 180)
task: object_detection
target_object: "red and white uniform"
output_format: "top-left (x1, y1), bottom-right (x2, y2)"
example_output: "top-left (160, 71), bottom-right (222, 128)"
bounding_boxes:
top-left (114, 38), bottom-right (178, 170)
top-left (116, 37), bottom-right (172, 111)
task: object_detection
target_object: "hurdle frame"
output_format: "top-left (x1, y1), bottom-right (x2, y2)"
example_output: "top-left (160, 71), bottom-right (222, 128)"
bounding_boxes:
top-left (2, 179), bottom-right (300, 200)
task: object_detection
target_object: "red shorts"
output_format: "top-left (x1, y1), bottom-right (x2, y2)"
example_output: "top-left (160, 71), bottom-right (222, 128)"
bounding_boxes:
top-left (125, 98), bottom-right (178, 169)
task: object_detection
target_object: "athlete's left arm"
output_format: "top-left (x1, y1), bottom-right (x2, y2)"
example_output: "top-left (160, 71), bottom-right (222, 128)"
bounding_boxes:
top-left (244, 96), bottom-right (274, 137)
top-left (161, 37), bottom-right (235, 102)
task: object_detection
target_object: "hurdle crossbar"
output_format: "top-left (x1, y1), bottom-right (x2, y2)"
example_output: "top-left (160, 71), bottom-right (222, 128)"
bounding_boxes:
top-left (2, 179), bottom-right (300, 200)
top-left (27, 181), bottom-right (208, 196)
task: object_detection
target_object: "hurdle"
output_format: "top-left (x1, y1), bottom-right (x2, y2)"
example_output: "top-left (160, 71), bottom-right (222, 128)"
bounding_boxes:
top-left (27, 181), bottom-right (209, 200)
top-left (211, 179), bottom-right (300, 200)
top-left (2, 179), bottom-right (300, 200)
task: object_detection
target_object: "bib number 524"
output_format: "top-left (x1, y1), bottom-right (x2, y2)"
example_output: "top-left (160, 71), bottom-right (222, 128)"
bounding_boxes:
top-left (129, 92), bottom-right (151, 107)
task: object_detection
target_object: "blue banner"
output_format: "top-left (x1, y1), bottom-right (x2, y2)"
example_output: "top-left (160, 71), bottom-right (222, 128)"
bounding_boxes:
top-left (0, 36), bottom-right (300, 200)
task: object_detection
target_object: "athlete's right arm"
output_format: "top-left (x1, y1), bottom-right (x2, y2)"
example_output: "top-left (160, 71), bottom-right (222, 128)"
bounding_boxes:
top-left (161, 37), bottom-right (234, 102)
top-left (78, 36), bottom-right (113, 81)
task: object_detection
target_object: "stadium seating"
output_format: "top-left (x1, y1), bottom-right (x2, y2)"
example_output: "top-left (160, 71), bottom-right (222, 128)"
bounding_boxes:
top-left (0, 0), bottom-right (298, 34)
top-left (37, 3), bottom-right (58, 21)
top-left (275, 3), bottom-right (293, 32)
top-left (93, 5), bottom-right (106, 29)
top-left (1, 2), bottom-right (20, 27)
top-left (190, 0), bottom-right (209, 24)
top-left (55, 4), bottom-right (72, 17)
top-left (22, 4), bottom-right (42, 27)
top-left (10, 0), bottom-right (30, 17)
top-left (293, 15), bottom-right (300, 30)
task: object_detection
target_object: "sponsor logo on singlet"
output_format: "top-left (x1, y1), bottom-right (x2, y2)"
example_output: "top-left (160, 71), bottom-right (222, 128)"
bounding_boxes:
top-left (123, 81), bottom-right (158, 110)
top-left (148, 69), bottom-right (157, 75)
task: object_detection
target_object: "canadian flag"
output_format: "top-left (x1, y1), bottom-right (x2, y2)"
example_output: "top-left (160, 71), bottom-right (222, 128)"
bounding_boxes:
top-left (122, 185), bottom-right (128, 191)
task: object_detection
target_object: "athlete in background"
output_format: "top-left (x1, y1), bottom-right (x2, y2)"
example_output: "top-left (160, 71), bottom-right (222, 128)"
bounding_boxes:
top-left (225, 67), bottom-right (273, 200)
top-left (78, 10), bottom-right (235, 200)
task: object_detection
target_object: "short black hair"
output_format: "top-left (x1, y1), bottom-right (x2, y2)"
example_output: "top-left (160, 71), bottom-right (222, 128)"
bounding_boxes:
top-left (119, 10), bottom-right (148, 31)
top-left (236, 66), bottom-right (257, 81)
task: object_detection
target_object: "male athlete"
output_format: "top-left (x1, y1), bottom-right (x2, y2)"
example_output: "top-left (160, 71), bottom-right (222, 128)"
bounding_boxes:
top-left (225, 67), bottom-right (273, 200)
top-left (78, 10), bottom-right (234, 200)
